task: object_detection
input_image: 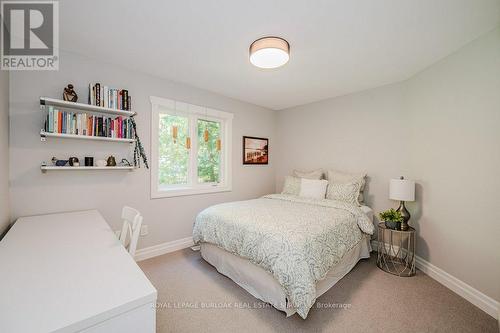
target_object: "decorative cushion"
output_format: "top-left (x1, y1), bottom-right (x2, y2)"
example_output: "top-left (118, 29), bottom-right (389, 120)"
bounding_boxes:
top-left (299, 179), bottom-right (328, 199)
top-left (293, 169), bottom-right (323, 180)
top-left (326, 182), bottom-right (361, 205)
top-left (281, 176), bottom-right (301, 196)
top-left (327, 169), bottom-right (366, 203)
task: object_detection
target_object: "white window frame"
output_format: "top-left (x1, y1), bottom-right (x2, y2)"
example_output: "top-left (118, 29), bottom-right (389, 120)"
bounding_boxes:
top-left (150, 96), bottom-right (233, 198)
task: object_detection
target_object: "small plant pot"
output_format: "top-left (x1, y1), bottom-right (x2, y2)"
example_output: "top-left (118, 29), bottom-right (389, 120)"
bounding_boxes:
top-left (384, 220), bottom-right (401, 230)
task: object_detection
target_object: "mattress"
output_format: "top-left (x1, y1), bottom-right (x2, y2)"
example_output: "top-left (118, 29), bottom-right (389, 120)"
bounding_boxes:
top-left (199, 205), bottom-right (374, 317)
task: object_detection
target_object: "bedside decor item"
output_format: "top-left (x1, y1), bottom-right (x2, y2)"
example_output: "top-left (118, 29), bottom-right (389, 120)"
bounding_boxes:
top-left (63, 84), bottom-right (78, 102)
top-left (243, 136), bottom-right (268, 165)
top-left (96, 160), bottom-right (107, 167)
top-left (390, 176), bottom-right (415, 231)
top-left (106, 155), bottom-right (117, 167)
top-left (377, 223), bottom-right (416, 277)
top-left (68, 157), bottom-right (79, 166)
top-left (84, 157), bottom-right (94, 167)
top-left (379, 208), bottom-right (404, 230)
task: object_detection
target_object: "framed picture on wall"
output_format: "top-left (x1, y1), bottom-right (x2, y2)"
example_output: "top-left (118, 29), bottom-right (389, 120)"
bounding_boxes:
top-left (243, 136), bottom-right (269, 165)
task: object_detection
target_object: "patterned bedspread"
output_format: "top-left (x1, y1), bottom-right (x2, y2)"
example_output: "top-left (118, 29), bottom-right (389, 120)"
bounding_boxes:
top-left (192, 194), bottom-right (374, 319)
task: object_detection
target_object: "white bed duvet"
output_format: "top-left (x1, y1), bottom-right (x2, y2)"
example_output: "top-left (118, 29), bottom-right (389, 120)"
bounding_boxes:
top-left (193, 194), bottom-right (374, 318)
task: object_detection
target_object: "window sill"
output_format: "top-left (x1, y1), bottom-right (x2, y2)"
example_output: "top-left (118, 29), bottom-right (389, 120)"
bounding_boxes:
top-left (151, 186), bottom-right (232, 199)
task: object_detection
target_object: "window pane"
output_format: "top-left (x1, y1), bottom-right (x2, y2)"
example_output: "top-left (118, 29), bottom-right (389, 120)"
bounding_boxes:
top-left (158, 114), bottom-right (189, 186)
top-left (197, 119), bottom-right (221, 183)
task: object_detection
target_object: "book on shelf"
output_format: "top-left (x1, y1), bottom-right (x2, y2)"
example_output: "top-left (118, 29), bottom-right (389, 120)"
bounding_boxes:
top-left (88, 83), bottom-right (131, 111)
top-left (44, 106), bottom-right (135, 139)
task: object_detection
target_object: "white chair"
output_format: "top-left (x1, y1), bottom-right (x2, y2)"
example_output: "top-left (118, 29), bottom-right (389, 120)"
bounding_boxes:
top-left (119, 206), bottom-right (143, 257)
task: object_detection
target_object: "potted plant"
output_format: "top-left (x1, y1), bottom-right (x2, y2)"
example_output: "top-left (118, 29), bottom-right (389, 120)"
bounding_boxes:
top-left (379, 209), bottom-right (404, 230)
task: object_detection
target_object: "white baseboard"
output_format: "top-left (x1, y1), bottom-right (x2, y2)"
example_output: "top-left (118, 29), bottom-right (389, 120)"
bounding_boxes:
top-left (371, 240), bottom-right (499, 319)
top-left (134, 237), bottom-right (194, 262)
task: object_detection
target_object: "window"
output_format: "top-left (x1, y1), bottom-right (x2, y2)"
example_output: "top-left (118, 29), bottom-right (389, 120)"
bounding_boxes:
top-left (197, 119), bottom-right (221, 184)
top-left (150, 96), bottom-right (233, 198)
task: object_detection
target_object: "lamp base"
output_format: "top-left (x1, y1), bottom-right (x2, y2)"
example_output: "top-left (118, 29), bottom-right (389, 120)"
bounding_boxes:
top-left (396, 201), bottom-right (411, 231)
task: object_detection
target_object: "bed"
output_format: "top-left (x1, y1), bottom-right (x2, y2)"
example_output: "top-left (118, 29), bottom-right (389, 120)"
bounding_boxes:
top-left (192, 193), bottom-right (375, 319)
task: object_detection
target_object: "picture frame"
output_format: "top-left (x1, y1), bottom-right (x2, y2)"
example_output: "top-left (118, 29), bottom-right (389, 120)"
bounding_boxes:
top-left (243, 136), bottom-right (269, 165)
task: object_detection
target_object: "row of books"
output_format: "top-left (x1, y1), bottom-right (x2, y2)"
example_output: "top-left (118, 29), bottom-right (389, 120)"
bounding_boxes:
top-left (88, 83), bottom-right (131, 110)
top-left (44, 106), bottom-right (135, 139)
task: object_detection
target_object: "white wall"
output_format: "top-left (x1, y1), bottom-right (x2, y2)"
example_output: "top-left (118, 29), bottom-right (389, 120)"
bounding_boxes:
top-left (0, 70), bottom-right (9, 236)
top-left (9, 51), bottom-right (276, 248)
top-left (406, 27), bottom-right (500, 302)
top-left (276, 27), bottom-right (500, 302)
top-left (275, 82), bottom-right (410, 215)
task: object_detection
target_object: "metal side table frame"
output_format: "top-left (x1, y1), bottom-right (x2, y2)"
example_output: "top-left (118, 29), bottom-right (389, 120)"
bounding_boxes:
top-left (376, 222), bottom-right (416, 277)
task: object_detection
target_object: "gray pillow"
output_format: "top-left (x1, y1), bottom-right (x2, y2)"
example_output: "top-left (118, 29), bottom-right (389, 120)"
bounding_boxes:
top-left (281, 176), bottom-right (301, 195)
top-left (293, 169), bottom-right (323, 180)
top-left (327, 169), bottom-right (366, 203)
top-left (326, 182), bottom-right (362, 205)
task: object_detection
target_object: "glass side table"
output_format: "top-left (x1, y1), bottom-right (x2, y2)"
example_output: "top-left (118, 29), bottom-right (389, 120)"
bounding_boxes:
top-left (376, 222), bottom-right (416, 277)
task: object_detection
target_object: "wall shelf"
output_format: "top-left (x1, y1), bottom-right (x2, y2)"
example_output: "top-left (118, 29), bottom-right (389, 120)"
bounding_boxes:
top-left (40, 97), bottom-right (136, 117)
top-left (39, 94), bottom-right (139, 175)
top-left (40, 130), bottom-right (135, 143)
top-left (41, 166), bottom-right (135, 172)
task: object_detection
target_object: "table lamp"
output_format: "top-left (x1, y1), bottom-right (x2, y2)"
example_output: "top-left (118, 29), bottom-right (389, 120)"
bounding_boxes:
top-left (389, 176), bottom-right (415, 231)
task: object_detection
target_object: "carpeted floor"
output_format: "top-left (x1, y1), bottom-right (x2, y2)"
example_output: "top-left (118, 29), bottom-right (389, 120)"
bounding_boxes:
top-left (139, 248), bottom-right (498, 333)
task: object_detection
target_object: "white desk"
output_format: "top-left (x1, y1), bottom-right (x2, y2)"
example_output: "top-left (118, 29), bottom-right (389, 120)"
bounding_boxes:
top-left (0, 210), bottom-right (157, 333)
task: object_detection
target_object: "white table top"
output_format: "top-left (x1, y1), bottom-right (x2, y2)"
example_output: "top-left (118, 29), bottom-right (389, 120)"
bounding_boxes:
top-left (0, 210), bottom-right (157, 333)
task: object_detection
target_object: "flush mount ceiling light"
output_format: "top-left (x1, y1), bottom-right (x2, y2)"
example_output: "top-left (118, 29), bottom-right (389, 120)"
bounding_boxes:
top-left (249, 37), bottom-right (290, 69)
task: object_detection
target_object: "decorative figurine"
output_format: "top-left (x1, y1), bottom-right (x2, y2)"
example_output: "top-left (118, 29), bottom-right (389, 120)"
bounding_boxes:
top-left (63, 84), bottom-right (78, 102)
top-left (119, 158), bottom-right (132, 167)
top-left (68, 157), bottom-right (79, 166)
top-left (106, 155), bottom-right (117, 166)
top-left (52, 157), bottom-right (68, 167)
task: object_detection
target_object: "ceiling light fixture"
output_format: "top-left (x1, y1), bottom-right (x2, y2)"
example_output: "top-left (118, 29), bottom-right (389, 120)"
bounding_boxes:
top-left (249, 37), bottom-right (290, 69)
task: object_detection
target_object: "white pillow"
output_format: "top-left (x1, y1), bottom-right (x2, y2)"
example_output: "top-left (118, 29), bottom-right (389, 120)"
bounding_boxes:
top-left (293, 169), bottom-right (323, 180)
top-left (281, 176), bottom-right (301, 195)
top-left (326, 182), bottom-right (361, 205)
top-left (299, 179), bottom-right (328, 199)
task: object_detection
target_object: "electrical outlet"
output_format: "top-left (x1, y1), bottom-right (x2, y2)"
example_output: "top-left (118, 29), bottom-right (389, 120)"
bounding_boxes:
top-left (140, 225), bottom-right (149, 236)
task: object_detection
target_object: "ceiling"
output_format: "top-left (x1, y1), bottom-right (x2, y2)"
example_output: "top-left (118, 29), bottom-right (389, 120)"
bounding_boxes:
top-left (59, 0), bottom-right (500, 110)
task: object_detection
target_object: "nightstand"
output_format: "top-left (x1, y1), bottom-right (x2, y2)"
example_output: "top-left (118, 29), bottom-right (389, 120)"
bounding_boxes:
top-left (376, 222), bottom-right (416, 277)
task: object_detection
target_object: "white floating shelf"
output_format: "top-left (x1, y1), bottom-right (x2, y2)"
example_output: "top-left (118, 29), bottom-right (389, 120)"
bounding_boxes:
top-left (41, 166), bottom-right (135, 172)
top-left (40, 130), bottom-right (135, 143)
top-left (40, 97), bottom-right (136, 117)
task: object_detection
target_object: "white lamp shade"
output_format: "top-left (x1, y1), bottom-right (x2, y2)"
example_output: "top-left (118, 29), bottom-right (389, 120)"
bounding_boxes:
top-left (389, 178), bottom-right (415, 201)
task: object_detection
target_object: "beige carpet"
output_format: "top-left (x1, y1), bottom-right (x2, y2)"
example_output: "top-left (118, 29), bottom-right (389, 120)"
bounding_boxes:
top-left (139, 248), bottom-right (498, 333)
